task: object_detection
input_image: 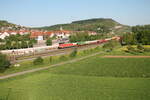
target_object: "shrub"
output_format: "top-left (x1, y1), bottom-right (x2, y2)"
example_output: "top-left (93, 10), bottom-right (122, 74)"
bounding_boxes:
top-left (83, 50), bottom-right (87, 54)
top-left (46, 38), bottom-right (52, 46)
top-left (136, 49), bottom-right (144, 53)
top-left (59, 55), bottom-right (67, 61)
top-left (127, 45), bottom-right (135, 51)
top-left (125, 45), bottom-right (141, 54)
top-left (94, 46), bottom-right (100, 50)
top-left (0, 53), bottom-right (11, 70)
top-left (137, 44), bottom-right (144, 50)
top-left (70, 49), bottom-right (78, 58)
top-left (103, 40), bottom-right (120, 52)
top-left (144, 48), bottom-right (150, 52)
top-left (49, 56), bottom-right (53, 63)
top-left (33, 57), bottom-right (44, 65)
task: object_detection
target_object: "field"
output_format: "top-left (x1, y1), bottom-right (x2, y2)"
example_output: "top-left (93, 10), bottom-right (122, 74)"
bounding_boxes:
top-left (0, 53), bottom-right (150, 100)
top-left (0, 46), bottom-right (102, 76)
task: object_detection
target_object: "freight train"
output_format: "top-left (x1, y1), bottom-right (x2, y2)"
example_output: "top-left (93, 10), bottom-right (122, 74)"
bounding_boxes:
top-left (1, 36), bottom-right (120, 55)
top-left (58, 36), bottom-right (120, 49)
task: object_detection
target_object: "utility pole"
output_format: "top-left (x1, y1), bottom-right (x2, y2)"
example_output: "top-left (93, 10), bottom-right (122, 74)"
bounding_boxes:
top-left (12, 50), bottom-right (16, 64)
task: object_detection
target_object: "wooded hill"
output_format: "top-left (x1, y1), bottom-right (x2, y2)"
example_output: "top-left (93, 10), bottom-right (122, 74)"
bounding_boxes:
top-left (0, 20), bottom-right (16, 28)
top-left (36, 18), bottom-right (131, 34)
top-left (0, 20), bottom-right (27, 31)
top-left (0, 18), bottom-right (131, 34)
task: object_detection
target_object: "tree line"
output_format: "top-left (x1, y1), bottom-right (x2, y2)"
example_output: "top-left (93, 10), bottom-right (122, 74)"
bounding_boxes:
top-left (122, 25), bottom-right (150, 45)
top-left (0, 34), bottom-right (37, 50)
top-left (69, 32), bottom-right (105, 43)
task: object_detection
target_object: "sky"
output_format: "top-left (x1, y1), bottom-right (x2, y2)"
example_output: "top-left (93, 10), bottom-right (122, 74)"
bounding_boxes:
top-left (0, 0), bottom-right (150, 27)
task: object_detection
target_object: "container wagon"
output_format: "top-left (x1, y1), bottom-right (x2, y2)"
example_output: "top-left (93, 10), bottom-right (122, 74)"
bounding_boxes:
top-left (77, 42), bottom-right (87, 46)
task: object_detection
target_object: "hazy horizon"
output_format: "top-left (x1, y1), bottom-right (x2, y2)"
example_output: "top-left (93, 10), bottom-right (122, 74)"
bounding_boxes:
top-left (0, 0), bottom-right (150, 27)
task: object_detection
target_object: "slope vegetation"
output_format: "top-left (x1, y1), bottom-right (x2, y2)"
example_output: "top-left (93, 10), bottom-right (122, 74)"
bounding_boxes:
top-left (37, 18), bottom-right (131, 33)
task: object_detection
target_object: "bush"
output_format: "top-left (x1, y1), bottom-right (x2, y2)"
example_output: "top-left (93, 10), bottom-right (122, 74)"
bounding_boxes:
top-left (126, 45), bottom-right (143, 54)
top-left (59, 55), bottom-right (67, 61)
top-left (127, 45), bottom-right (135, 51)
top-left (144, 48), bottom-right (150, 52)
top-left (70, 49), bottom-right (78, 58)
top-left (0, 53), bottom-right (11, 70)
top-left (94, 46), bottom-right (100, 50)
top-left (49, 56), bottom-right (53, 63)
top-left (103, 40), bottom-right (120, 52)
top-left (46, 38), bottom-right (52, 46)
top-left (33, 57), bottom-right (44, 65)
top-left (137, 44), bottom-right (144, 50)
top-left (83, 50), bottom-right (87, 54)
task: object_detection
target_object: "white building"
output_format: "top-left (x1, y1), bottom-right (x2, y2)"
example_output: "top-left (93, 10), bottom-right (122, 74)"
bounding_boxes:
top-left (0, 32), bottom-right (9, 39)
top-left (37, 36), bottom-right (44, 41)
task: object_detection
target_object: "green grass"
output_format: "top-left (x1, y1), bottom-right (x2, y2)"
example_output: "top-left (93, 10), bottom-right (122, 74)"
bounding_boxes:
top-left (0, 46), bottom-right (103, 76)
top-left (0, 52), bottom-right (150, 100)
top-left (48, 56), bottom-right (150, 78)
top-left (0, 55), bottom-right (62, 76)
top-left (0, 74), bottom-right (150, 100)
top-left (1, 45), bottom-right (149, 77)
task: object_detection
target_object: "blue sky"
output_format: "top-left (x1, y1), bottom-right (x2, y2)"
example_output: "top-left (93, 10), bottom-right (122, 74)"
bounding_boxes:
top-left (0, 0), bottom-right (150, 27)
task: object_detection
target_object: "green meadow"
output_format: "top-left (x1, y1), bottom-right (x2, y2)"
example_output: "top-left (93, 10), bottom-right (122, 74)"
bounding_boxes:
top-left (0, 53), bottom-right (150, 100)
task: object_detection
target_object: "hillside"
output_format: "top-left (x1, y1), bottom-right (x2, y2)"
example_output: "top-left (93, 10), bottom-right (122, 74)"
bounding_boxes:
top-left (0, 20), bottom-right (15, 27)
top-left (0, 19), bottom-right (131, 34)
top-left (36, 18), bottom-right (131, 33)
top-left (0, 20), bottom-right (27, 31)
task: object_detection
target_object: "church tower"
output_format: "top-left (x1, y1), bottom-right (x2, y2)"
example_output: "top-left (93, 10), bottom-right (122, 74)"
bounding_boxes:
top-left (60, 26), bottom-right (63, 31)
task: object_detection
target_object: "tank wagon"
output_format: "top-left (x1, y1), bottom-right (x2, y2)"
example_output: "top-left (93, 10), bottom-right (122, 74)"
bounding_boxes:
top-left (0, 45), bottom-right (59, 56)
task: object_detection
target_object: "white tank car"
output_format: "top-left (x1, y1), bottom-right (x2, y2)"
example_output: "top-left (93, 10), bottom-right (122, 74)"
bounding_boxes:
top-left (0, 45), bottom-right (59, 55)
top-left (105, 38), bottom-right (112, 41)
top-left (85, 40), bottom-right (98, 44)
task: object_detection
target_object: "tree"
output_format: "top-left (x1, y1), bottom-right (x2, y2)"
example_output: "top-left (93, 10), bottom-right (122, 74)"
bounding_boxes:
top-left (103, 40), bottom-right (120, 51)
top-left (70, 49), bottom-right (78, 58)
top-left (2, 34), bottom-right (37, 50)
top-left (21, 40), bottom-right (28, 48)
top-left (69, 32), bottom-right (103, 42)
top-left (131, 25), bottom-right (150, 45)
top-left (5, 40), bottom-right (11, 50)
top-left (33, 57), bottom-right (44, 65)
top-left (0, 53), bottom-right (11, 70)
top-left (46, 38), bottom-right (52, 46)
top-left (49, 56), bottom-right (53, 63)
top-left (122, 33), bottom-right (137, 45)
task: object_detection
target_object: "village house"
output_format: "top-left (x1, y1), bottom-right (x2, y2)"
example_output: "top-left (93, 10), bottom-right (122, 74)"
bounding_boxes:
top-left (0, 30), bottom-right (30, 40)
top-left (30, 30), bottom-right (72, 40)
top-left (0, 31), bottom-right (10, 39)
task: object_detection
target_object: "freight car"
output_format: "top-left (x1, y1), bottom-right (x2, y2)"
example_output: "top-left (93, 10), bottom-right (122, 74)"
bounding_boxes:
top-left (77, 41), bottom-right (87, 46)
top-left (58, 36), bottom-right (121, 49)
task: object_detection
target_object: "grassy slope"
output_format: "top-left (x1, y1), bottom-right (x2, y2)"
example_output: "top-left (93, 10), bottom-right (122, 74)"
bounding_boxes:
top-left (0, 20), bottom-right (15, 27)
top-left (36, 18), bottom-right (131, 33)
top-left (0, 47), bottom-right (103, 76)
top-left (0, 53), bottom-right (150, 100)
top-left (0, 74), bottom-right (150, 100)
top-left (48, 56), bottom-right (150, 78)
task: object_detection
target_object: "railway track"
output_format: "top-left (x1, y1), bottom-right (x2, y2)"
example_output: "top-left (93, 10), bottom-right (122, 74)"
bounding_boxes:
top-left (14, 43), bottom-right (103, 63)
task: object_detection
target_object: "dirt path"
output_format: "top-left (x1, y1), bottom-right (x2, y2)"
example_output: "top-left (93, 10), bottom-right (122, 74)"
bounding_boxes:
top-left (0, 52), bottom-right (103, 80)
top-left (103, 56), bottom-right (150, 58)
